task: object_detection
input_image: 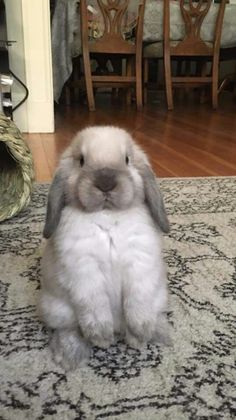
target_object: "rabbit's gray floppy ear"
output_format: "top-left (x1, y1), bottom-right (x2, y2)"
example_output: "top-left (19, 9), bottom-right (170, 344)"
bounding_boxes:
top-left (142, 165), bottom-right (170, 233)
top-left (43, 171), bottom-right (65, 239)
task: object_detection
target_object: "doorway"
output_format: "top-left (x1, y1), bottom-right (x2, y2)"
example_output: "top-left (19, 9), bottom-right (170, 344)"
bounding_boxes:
top-left (4, 0), bottom-right (54, 133)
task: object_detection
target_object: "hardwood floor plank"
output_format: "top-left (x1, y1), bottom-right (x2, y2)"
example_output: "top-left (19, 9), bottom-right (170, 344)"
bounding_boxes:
top-left (135, 127), bottom-right (236, 176)
top-left (24, 92), bottom-right (236, 182)
top-left (24, 134), bottom-right (51, 181)
top-left (135, 133), bottom-right (216, 177)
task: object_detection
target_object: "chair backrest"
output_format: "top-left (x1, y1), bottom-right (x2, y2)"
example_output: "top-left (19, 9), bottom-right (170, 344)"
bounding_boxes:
top-left (80, 0), bottom-right (145, 55)
top-left (164, 0), bottom-right (226, 56)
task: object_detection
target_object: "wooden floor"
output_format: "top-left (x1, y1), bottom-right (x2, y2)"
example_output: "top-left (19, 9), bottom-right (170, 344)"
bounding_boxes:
top-left (24, 92), bottom-right (236, 182)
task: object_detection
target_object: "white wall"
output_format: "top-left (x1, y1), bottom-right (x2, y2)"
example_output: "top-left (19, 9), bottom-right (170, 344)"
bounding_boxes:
top-left (5, 0), bottom-right (54, 133)
top-left (5, 0), bottom-right (28, 131)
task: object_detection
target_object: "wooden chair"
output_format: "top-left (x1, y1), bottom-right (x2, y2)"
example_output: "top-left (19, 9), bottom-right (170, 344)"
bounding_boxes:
top-left (164, 0), bottom-right (227, 110)
top-left (80, 0), bottom-right (145, 111)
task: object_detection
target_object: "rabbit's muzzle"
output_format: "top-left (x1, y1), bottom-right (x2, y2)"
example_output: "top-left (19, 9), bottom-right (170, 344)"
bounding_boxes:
top-left (73, 166), bottom-right (137, 212)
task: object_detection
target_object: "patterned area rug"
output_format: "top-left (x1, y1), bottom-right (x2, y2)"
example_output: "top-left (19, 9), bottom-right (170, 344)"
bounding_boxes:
top-left (0, 178), bottom-right (235, 420)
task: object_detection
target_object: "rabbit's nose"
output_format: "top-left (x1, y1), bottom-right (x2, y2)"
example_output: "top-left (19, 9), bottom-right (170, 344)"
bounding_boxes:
top-left (95, 168), bottom-right (117, 192)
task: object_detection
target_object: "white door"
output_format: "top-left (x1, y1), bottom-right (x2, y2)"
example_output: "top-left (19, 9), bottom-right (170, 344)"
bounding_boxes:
top-left (5, 0), bottom-right (54, 133)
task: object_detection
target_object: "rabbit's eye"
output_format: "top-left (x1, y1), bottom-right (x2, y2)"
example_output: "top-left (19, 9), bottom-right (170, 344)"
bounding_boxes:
top-left (79, 155), bottom-right (85, 167)
top-left (126, 156), bottom-right (129, 165)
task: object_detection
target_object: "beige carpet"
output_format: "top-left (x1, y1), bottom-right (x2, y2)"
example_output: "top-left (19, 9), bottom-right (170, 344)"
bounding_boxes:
top-left (0, 178), bottom-right (235, 419)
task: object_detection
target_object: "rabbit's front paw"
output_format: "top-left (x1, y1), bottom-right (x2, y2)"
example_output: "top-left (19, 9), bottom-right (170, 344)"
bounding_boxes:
top-left (82, 321), bottom-right (114, 348)
top-left (125, 313), bottom-right (171, 348)
top-left (50, 329), bottom-right (91, 371)
top-left (125, 329), bottom-right (144, 349)
top-left (125, 318), bottom-right (156, 347)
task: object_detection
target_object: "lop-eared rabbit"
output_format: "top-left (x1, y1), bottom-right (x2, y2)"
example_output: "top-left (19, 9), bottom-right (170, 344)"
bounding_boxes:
top-left (39, 126), bottom-right (170, 370)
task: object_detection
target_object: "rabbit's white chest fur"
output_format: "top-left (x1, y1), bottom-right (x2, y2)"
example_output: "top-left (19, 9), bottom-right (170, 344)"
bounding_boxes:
top-left (57, 205), bottom-right (162, 266)
top-left (55, 205), bottom-right (165, 328)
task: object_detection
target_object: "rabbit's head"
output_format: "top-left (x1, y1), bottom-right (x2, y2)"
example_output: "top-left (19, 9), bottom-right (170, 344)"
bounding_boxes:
top-left (43, 126), bottom-right (169, 238)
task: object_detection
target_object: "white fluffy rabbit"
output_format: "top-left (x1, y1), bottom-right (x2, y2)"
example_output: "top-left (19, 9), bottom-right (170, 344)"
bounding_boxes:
top-left (39, 126), bottom-right (170, 370)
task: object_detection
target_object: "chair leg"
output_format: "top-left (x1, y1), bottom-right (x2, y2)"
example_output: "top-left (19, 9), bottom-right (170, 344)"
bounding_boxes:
top-left (82, 51), bottom-right (95, 111)
top-left (85, 74), bottom-right (95, 112)
top-left (164, 53), bottom-right (173, 110)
